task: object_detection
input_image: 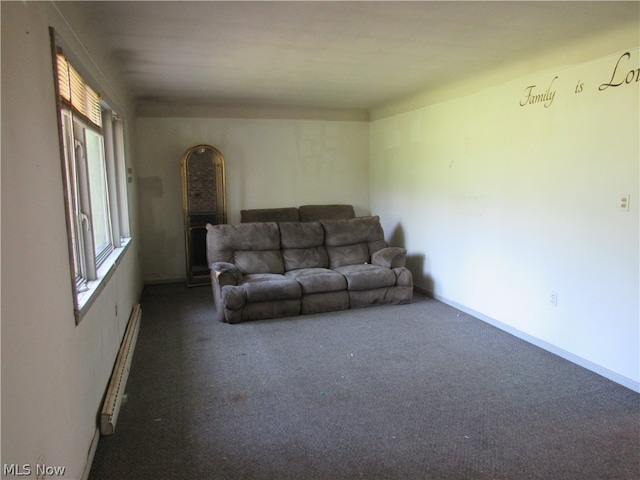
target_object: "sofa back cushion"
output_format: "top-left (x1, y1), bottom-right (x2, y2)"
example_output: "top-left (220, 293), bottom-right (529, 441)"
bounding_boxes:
top-left (279, 221), bottom-right (328, 271)
top-left (320, 216), bottom-right (387, 268)
top-left (240, 207), bottom-right (300, 223)
top-left (206, 222), bottom-right (284, 274)
top-left (299, 204), bottom-right (355, 222)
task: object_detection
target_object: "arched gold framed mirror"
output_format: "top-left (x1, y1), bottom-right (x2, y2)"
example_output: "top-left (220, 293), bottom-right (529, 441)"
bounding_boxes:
top-left (181, 144), bottom-right (227, 286)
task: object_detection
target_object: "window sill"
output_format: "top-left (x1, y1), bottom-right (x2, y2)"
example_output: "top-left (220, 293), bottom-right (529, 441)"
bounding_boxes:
top-left (76, 238), bottom-right (132, 324)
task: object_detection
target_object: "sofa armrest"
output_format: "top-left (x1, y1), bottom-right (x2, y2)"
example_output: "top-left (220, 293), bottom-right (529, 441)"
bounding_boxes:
top-left (211, 262), bottom-right (243, 286)
top-left (371, 247), bottom-right (407, 269)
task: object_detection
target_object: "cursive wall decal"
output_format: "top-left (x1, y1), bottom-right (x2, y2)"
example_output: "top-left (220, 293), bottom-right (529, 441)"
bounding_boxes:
top-left (517, 49), bottom-right (638, 109)
top-left (520, 76), bottom-right (558, 108)
top-left (599, 52), bottom-right (640, 91)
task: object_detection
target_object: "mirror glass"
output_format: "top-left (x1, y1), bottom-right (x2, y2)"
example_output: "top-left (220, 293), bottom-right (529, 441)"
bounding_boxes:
top-left (181, 144), bottom-right (226, 286)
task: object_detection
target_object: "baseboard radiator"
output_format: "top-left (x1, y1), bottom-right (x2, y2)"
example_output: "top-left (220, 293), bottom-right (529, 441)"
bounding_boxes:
top-left (100, 303), bottom-right (142, 435)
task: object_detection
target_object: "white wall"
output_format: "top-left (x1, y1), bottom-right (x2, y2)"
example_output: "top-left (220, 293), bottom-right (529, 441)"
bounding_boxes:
top-left (370, 31), bottom-right (639, 390)
top-left (1, 3), bottom-right (142, 478)
top-left (135, 116), bottom-right (369, 283)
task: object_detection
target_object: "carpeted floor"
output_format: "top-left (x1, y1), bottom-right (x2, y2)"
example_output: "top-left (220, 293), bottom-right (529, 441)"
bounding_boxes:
top-left (89, 284), bottom-right (639, 480)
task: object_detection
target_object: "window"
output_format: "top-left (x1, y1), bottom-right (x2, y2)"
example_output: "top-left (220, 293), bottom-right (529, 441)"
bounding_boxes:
top-left (51, 30), bottom-right (131, 323)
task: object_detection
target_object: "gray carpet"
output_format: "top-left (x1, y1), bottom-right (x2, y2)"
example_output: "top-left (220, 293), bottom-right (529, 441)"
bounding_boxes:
top-left (89, 284), bottom-right (639, 479)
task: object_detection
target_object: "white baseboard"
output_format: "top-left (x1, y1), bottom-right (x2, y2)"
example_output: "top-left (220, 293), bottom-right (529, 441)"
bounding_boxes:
top-left (418, 288), bottom-right (639, 393)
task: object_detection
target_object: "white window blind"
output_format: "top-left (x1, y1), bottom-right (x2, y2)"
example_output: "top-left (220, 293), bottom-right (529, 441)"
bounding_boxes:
top-left (56, 51), bottom-right (103, 131)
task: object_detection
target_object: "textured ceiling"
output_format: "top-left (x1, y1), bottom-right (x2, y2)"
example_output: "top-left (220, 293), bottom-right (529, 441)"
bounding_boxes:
top-left (66, 1), bottom-right (639, 113)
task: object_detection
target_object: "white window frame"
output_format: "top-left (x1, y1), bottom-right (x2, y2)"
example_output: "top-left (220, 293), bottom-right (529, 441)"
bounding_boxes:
top-left (51, 29), bottom-right (131, 324)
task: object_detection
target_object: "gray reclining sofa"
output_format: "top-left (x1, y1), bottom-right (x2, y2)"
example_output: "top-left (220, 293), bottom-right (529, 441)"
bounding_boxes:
top-left (206, 205), bottom-right (413, 323)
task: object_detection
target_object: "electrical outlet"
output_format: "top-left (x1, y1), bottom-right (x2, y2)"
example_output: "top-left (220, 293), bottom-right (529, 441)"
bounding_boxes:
top-left (550, 292), bottom-right (558, 307)
top-left (618, 194), bottom-right (630, 211)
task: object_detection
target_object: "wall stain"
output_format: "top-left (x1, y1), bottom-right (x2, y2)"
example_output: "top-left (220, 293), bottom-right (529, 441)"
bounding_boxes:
top-left (138, 176), bottom-right (164, 198)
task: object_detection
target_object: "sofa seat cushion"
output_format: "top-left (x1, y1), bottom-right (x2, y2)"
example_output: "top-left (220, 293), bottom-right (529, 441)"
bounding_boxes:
top-left (242, 274), bottom-right (301, 303)
top-left (334, 264), bottom-right (397, 291)
top-left (285, 268), bottom-right (347, 294)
